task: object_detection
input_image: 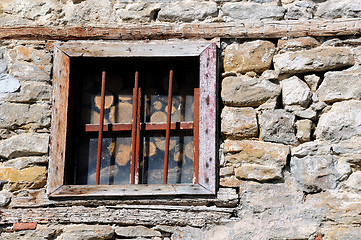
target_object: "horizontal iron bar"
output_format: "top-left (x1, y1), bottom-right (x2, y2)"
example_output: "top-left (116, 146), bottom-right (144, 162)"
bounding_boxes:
top-left (84, 122), bottom-right (194, 132)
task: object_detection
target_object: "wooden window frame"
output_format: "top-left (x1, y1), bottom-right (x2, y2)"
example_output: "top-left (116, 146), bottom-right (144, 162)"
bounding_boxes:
top-left (48, 41), bottom-right (217, 197)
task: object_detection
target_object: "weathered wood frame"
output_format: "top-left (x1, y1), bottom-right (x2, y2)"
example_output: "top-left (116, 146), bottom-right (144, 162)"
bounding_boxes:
top-left (48, 41), bottom-right (217, 197)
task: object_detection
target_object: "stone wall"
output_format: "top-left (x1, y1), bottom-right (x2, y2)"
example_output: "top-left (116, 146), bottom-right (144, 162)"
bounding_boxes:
top-left (1, 0), bottom-right (361, 239)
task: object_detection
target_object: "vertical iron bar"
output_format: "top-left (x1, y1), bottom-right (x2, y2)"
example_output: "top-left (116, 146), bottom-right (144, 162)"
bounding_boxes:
top-left (96, 71), bottom-right (106, 185)
top-left (135, 87), bottom-right (141, 184)
top-left (163, 69), bottom-right (173, 184)
top-left (130, 71), bottom-right (139, 184)
top-left (193, 88), bottom-right (200, 184)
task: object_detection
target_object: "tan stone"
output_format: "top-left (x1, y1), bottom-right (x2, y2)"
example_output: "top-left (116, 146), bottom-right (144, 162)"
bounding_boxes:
top-left (273, 47), bottom-right (355, 74)
top-left (277, 37), bottom-right (320, 51)
top-left (224, 140), bottom-right (290, 168)
top-left (58, 224), bottom-right (114, 240)
top-left (235, 164), bottom-right (282, 181)
top-left (220, 176), bottom-right (244, 188)
top-left (224, 40), bottom-right (276, 74)
top-left (296, 119), bottom-right (312, 142)
top-left (221, 107), bottom-right (258, 139)
top-left (0, 166), bottom-right (47, 191)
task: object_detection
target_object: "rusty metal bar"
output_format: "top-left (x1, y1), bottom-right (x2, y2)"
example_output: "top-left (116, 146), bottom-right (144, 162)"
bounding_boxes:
top-left (193, 88), bottom-right (200, 184)
top-left (135, 87), bottom-right (141, 184)
top-left (85, 122), bottom-right (194, 132)
top-left (96, 71), bottom-right (106, 185)
top-left (130, 70), bottom-right (139, 184)
top-left (163, 69), bottom-right (174, 184)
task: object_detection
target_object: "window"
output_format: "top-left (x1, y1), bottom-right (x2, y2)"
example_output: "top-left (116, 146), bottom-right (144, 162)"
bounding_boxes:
top-left (48, 41), bottom-right (217, 197)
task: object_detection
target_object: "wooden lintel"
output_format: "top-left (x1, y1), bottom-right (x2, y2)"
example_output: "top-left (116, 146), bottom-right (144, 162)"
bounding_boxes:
top-left (1, 18), bottom-right (360, 41)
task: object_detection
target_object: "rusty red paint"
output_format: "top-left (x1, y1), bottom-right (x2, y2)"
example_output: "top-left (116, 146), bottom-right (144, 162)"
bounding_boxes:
top-left (130, 71), bottom-right (139, 184)
top-left (95, 71), bottom-right (106, 185)
top-left (13, 222), bottom-right (37, 231)
top-left (163, 69), bottom-right (173, 184)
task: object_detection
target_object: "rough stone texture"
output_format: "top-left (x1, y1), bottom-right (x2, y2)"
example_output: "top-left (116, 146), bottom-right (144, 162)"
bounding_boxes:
top-left (285, 1), bottom-right (316, 20)
top-left (221, 76), bottom-right (281, 107)
top-left (219, 176), bottom-right (243, 188)
top-left (4, 81), bottom-right (52, 103)
top-left (158, 2), bottom-right (218, 22)
top-left (0, 48), bottom-right (7, 74)
top-left (0, 133), bottom-right (49, 159)
top-left (344, 171), bottom-right (361, 194)
top-left (273, 47), bottom-right (355, 74)
top-left (221, 107), bottom-right (258, 139)
top-left (304, 74), bottom-right (321, 92)
top-left (57, 224), bottom-right (114, 240)
top-left (281, 76), bottom-right (312, 107)
top-left (222, 3), bottom-right (285, 20)
top-left (277, 37), bottom-right (320, 51)
top-left (0, 74), bottom-right (20, 96)
top-left (9, 45), bottom-right (52, 67)
top-left (0, 166), bottom-right (47, 191)
top-left (8, 63), bottom-right (50, 82)
top-left (235, 163), bottom-right (282, 181)
top-left (259, 109), bottom-right (298, 145)
top-left (291, 155), bottom-right (350, 192)
top-left (315, 100), bottom-right (361, 142)
top-left (0, 102), bottom-right (51, 129)
top-left (223, 41), bottom-right (276, 74)
top-left (294, 108), bottom-right (317, 120)
top-left (116, 3), bottom-right (162, 22)
top-left (0, 228), bottom-right (57, 240)
top-left (296, 119), bottom-right (312, 142)
top-left (115, 226), bottom-right (161, 237)
top-left (1, 156), bottom-right (48, 170)
top-left (0, 191), bottom-right (12, 207)
top-left (317, 68), bottom-right (361, 103)
top-left (316, 0), bottom-right (361, 19)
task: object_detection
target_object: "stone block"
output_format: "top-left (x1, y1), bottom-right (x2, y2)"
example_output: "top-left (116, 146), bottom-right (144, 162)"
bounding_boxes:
top-left (222, 3), bottom-right (285, 20)
top-left (281, 76), bottom-right (312, 108)
top-left (273, 47), bottom-right (354, 75)
top-left (285, 1), bottom-right (316, 20)
top-left (0, 133), bottom-right (49, 159)
top-left (224, 139), bottom-right (289, 168)
top-left (315, 100), bottom-right (361, 142)
top-left (317, 68), bottom-right (361, 103)
top-left (219, 176), bottom-right (243, 188)
top-left (117, 3), bottom-right (162, 22)
top-left (294, 108), bottom-right (317, 120)
top-left (223, 41), bottom-right (276, 74)
top-left (221, 76), bottom-right (280, 107)
top-left (0, 191), bottom-right (12, 207)
top-left (235, 164), bottom-right (282, 181)
top-left (9, 63), bottom-right (50, 82)
top-left (0, 166), bottom-right (47, 191)
top-left (219, 166), bottom-right (234, 177)
top-left (1, 156), bottom-right (48, 170)
top-left (158, 2), bottom-right (218, 22)
top-left (325, 227), bottom-right (361, 240)
top-left (58, 224), bottom-right (114, 240)
top-left (291, 155), bottom-right (349, 192)
top-left (115, 226), bottom-right (161, 237)
top-left (296, 119), bottom-right (312, 142)
top-left (0, 74), bottom-right (20, 95)
top-left (0, 102), bottom-right (51, 129)
top-left (277, 37), bottom-right (320, 51)
top-left (0, 228), bottom-right (57, 240)
top-left (316, 0), bottom-right (361, 18)
top-left (304, 74), bottom-right (321, 92)
top-left (221, 107), bottom-right (258, 139)
top-left (8, 46), bottom-right (52, 66)
top-left (259, 109), bottom-right (297, 145)
top-left (291, 141), bottom-right (332, 157)
top-left (5, 81), bottom-right (52, 103)
top-left (344, 171), bottom-right (361, 194)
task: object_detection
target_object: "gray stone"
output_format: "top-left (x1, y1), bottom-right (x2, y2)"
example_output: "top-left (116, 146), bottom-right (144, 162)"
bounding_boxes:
top-left (277, 37), bottom-right (320, 51)
top-left (58, 224), bottom-right (114, 240)
top-left (291, 141), bottom-right (332, 157)
top-left (5, 82), bottom-right (52, 103)
top-left (221, 107), bottom-right (258, 139)
top-left (296, 119), bottom-right (312, 142)
top-left (291, 155), bottom-right (349, 192)
top-left (344, 171), bottom-right (361, 194)
top-left (304, 74), bottom-right (321, 91)
top-left (171, 226), bottom-right (203, 240)
top-left (259, 109), bottom-right (298, 145)
top-left (221, 76), bottom-right (281, 107)
top-left (316, 0), bottom-right (361, 18)
top-left (8, 63), bottom-right (50, 82)
top-left (222, 3), bottom-right (285, 20)
top-left (315, 100), bottom-right (361, 142)
top-left (294, 108), bottom-right (317, 120)
top-left (0, 133), bottom-right (49, 159)
top-left (285, 1), bottom-right (316, 20)
top-left (331, 137), bottom-right (361, 155)
top-left (0, 229), bottom-right (57, 240)
top-left (0, 191), bottom-right (11, 207)
top-left (223, 41), bottom-right (276, 74)
top-left (1, 156), bottom-right (48, 170)
top-left (316, 68), bottom-right (361, 103)
top-left (235, 163), bottom-right (282, 181)
top-left (0, 59), bottom-right (7, 74)
top-left (115, 226), bottom-right (162, 237)
top-left (0, 74), bottom-right (20, 95)
top-left (219, 166), bottom-right (234, 177)
top-left (281, 76), bottom-right (312, 108)
top-left (273, 47), bottom-right (355, 74)
top-left (325, 227), bottom-right (361, 240)
top-left (158, 2), bottom-right (218, 22)
top-left (8, 46), bottom-right (52, 66)
top-left (214, 188), bottom-right (239, 207)
top-left (0, 102), bottom-right (51, 129)
top-left (116, 3), bottom-right (162, 22)
top-left (311, 101), bottom-right (327, 111)
top-left (260, 70), bottom-right (278, 80)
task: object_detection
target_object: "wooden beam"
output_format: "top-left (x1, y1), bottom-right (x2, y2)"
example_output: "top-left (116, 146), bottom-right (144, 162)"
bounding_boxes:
top-left (1, 18), bottom-right (360, 41)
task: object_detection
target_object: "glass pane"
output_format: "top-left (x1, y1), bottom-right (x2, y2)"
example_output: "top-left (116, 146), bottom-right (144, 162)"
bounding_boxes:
top-left (140, 134), bottom-right (193, 184)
